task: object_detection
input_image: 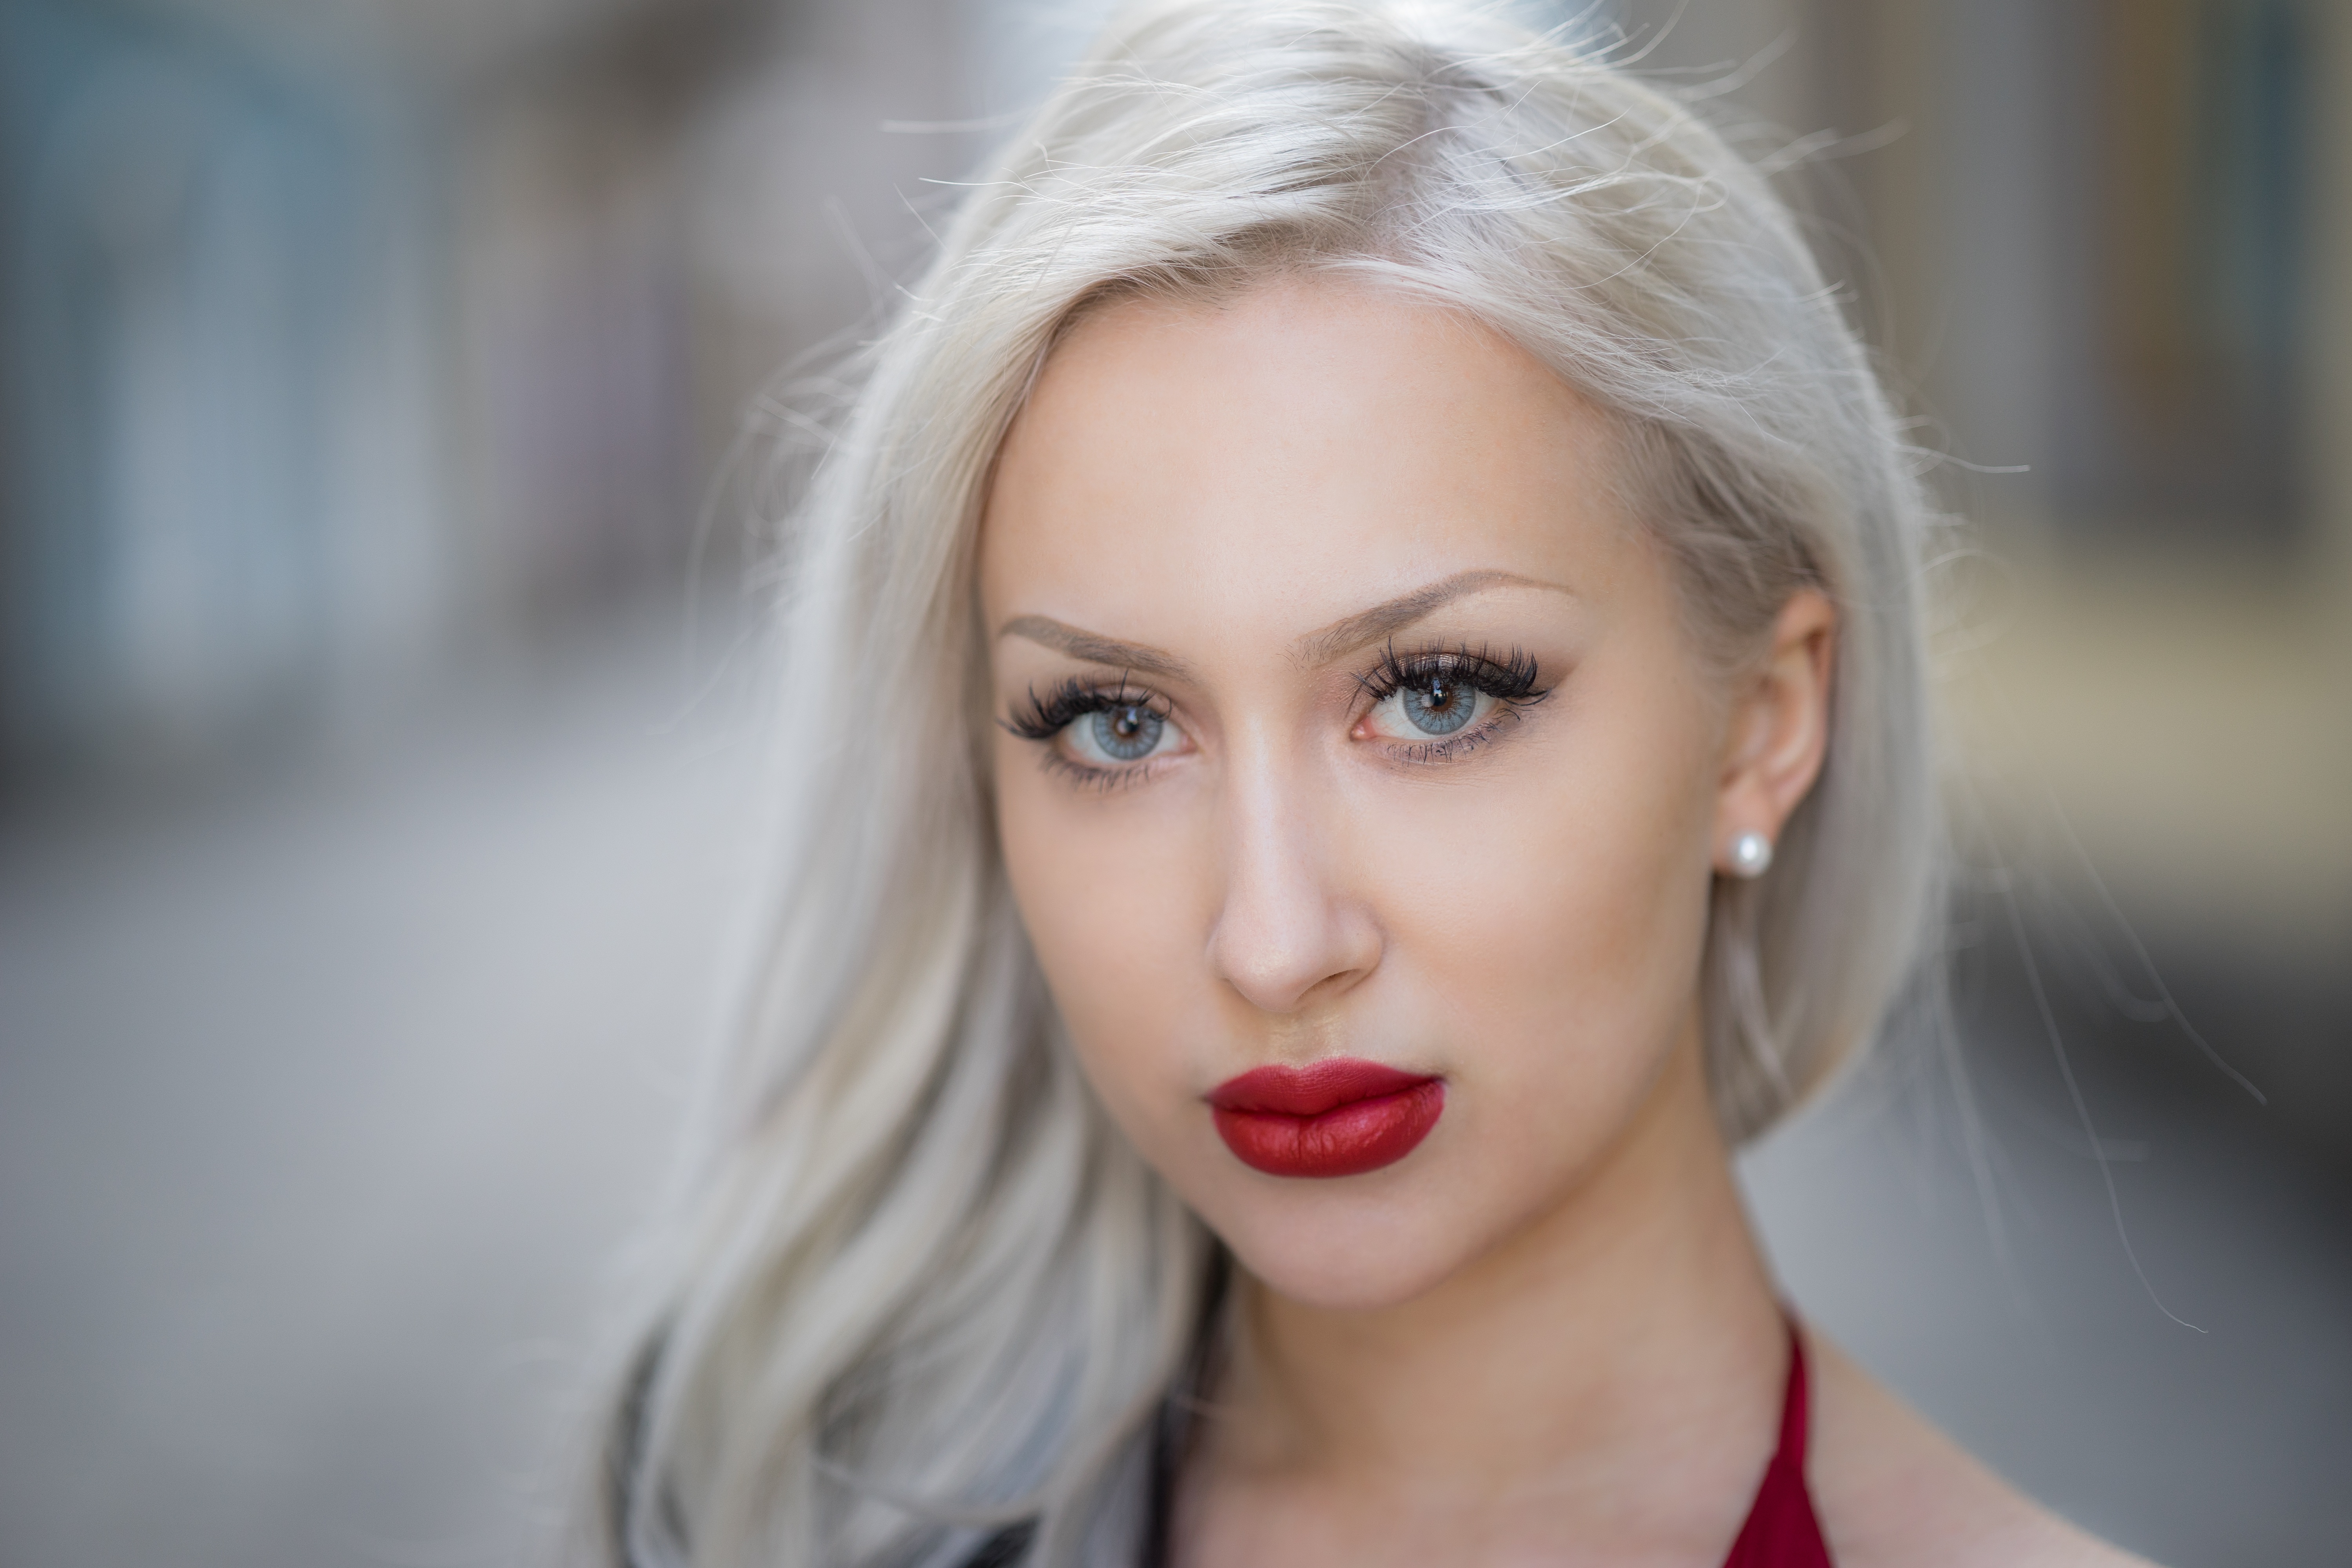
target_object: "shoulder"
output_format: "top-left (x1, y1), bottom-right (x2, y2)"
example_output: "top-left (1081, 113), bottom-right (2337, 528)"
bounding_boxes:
top-left (1803, 1329), bottom-right (2160, 1568)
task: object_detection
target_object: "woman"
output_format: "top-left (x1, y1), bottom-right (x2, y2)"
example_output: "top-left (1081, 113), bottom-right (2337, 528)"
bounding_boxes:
top-left (590, 4), bottom-right (2149, 1564)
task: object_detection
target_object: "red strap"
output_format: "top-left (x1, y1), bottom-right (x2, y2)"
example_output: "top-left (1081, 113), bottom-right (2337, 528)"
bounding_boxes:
top-left (1719, 1321), bottom-right (1834, 1568)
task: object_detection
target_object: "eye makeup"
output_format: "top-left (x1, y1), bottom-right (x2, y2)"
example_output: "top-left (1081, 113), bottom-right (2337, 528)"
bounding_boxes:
top-left (1000, 639), bottom-right (1553, 787)
top-left (1352, 640), bottom-right (1548, 763)
top-left (1002, 675), bottom-right (1185, 789)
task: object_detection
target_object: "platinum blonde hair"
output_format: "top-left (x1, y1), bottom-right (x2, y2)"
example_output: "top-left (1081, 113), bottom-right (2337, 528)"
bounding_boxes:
top-left (593, 2), bottom-right (1939, 1563)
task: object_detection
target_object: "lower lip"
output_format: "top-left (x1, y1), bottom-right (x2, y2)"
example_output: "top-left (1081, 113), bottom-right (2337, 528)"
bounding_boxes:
top-left (1205, 1059), bottom-right (1445, 1178)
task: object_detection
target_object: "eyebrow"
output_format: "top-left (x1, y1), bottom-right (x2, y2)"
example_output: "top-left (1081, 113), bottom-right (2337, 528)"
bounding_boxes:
top-left (996, 615), bottom-right (1193, 680)
top-left (1292, 569), bottom-right (1573, 665)
top-left (994, 569), bottom-right (1572, 678)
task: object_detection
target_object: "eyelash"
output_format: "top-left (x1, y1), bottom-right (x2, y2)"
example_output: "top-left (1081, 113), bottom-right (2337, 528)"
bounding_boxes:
top-left (1355, 641), bottom-right (1550, 764)
top-left (1002, 675), bottom-right (1176, 790)
top-left (1003, 675), bottom-right (1170, 743)
top-left (1002, 644), bottom-right (1551, 786)
top-left (1356, 641), bottom-right (1544, 707)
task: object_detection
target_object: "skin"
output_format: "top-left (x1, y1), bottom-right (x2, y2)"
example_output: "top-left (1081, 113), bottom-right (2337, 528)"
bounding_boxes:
top-left (979, 279), bottom-right (2149, 1568)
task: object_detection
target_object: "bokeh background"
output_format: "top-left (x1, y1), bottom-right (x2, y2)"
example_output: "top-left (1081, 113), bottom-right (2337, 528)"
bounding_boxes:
top-left (2, 1), bottom-right (2346, 1564)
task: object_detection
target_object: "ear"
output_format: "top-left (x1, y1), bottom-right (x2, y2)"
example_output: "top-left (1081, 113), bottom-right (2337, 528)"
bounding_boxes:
top-left (1712, 588), bottom-right (1836, 875)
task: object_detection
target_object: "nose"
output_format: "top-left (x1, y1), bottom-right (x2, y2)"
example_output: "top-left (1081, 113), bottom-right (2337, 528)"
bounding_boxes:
top-left (1205, 746), bottom-right (1381, 1015)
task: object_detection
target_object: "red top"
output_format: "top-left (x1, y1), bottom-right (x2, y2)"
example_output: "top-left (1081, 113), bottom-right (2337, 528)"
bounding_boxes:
top-left (1720, 1323), bottom-right (1835, 1568)
top-left (1070, 1317), bottom-right (1839, 1568)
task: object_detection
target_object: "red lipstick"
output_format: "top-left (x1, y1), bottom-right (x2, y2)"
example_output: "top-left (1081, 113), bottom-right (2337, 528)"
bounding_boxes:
top-left (1205, 1058), bottom-right (1444, 1178)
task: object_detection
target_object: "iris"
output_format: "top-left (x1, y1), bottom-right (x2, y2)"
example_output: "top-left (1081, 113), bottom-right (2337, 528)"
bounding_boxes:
top-left (1400, 676), bottom-right (1475, 735)
top-left (1091, 702), bottom-right (1164, 760)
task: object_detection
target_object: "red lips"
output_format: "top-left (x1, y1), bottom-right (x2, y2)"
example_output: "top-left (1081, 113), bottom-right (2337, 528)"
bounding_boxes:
top-left (1206, 1058), bottom-right (1445, 1178)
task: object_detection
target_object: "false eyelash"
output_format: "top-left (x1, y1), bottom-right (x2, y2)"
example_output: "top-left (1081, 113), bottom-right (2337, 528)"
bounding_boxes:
top-left (1002, 675), bottom-right (1170, 742)
top-left (1355, 641), bottom-right (1548, 708)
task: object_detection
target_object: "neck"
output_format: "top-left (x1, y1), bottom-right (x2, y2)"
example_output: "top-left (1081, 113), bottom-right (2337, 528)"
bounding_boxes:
top-left (1199, 1027), bottom-right (1786, 1512)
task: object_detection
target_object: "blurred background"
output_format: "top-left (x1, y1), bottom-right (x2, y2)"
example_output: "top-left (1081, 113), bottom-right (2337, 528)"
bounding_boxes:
top-left (0, 1), bottom-right (2345, 1564)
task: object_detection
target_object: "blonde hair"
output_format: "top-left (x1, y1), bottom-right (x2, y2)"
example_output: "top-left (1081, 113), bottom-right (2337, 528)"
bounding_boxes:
top-left (592, 3), bottom-right (1940, 1563)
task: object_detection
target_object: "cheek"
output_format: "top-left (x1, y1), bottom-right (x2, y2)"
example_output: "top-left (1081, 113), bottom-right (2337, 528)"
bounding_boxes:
top-left (994, 743), bottom-right (1209, 1132)
top-left (1368, 696), bottom-right (1719, 1137)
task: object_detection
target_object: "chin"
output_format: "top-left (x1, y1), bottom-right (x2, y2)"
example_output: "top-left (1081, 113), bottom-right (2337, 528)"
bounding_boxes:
top-left (1208, 1188), bottom-right (1485, 1312)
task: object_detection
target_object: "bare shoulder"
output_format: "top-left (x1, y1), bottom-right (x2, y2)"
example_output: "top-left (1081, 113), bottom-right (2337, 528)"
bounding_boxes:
top-left (1804, 1330), bottom-right (2159, 1568)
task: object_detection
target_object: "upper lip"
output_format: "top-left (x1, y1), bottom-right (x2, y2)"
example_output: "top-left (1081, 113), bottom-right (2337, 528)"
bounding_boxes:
top-left (1205, 1058), bottom-right (1439, 1117)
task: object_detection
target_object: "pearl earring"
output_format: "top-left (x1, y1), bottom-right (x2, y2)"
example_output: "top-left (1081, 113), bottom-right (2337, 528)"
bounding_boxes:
top-left (1728, 830), bottom-right (1774, 879)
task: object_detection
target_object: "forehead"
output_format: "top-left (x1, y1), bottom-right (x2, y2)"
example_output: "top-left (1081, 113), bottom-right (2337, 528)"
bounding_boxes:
top-left (978, 278), bottom-right (1638, 637)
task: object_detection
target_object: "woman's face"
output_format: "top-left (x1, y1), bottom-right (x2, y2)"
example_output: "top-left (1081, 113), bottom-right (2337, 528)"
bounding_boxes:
top-left (981, 279), bottom-right (1814, 1312)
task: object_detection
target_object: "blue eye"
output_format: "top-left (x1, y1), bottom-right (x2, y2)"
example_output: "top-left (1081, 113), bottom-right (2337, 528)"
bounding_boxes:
top-left (1357, 644), bottom-right (1544, 752)
top-left (1398, 675), bottom-right (1477, 735)
top-left (1005, 679), bottom-right (1185, 776)
top-left (1087, 702), bottom-right (1165, 761)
